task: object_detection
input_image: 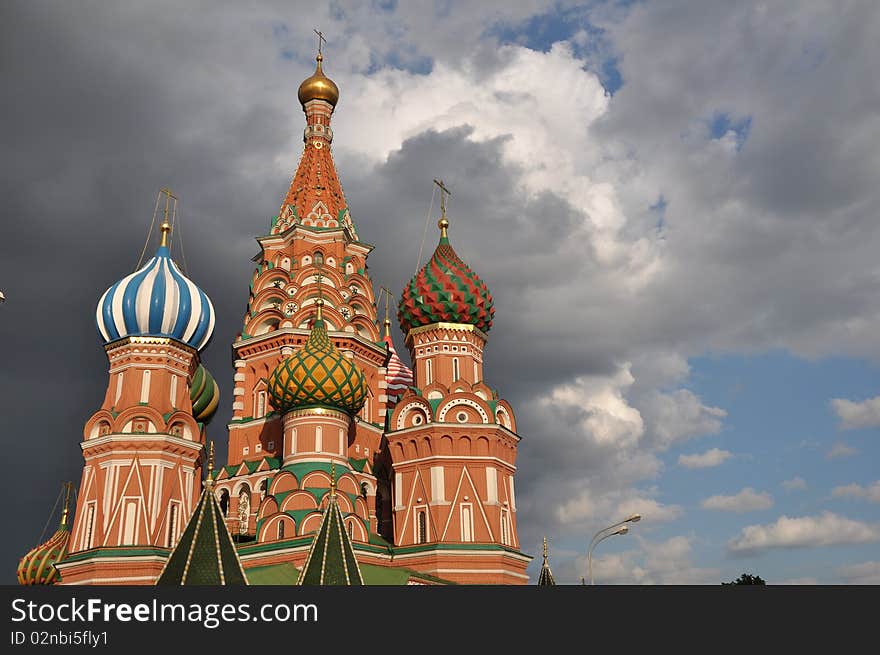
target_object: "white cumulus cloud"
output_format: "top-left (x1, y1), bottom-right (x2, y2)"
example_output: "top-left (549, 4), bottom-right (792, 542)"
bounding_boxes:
top-left (832, 481), bottom-right (880, 503)
top-left (679, 448), bottom-right (733, 469)
top-left (831, 396), bottom-right (880, 429)
top-left (640, 389), bottom-right (727, 449)
top-left (701, 488), bottom-right (773, 513)
top-left (728, 512), bottom-right (880, 555)
top-left (838, 561), bottom-right (880, 584)
top-left (582, 536), bottom-right (720, 585)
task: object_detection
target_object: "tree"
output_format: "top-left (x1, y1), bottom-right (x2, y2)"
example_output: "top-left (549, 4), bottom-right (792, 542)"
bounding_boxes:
top-left (722, 573), bottom-right (766, 585)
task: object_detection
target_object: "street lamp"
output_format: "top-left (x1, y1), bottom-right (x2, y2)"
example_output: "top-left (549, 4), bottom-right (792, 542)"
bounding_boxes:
top-left (588, 513), bottom-right (641, 585)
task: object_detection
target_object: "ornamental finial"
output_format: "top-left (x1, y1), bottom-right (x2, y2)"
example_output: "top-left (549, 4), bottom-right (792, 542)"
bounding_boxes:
top-left (330, 462), bottom-right (337, 497)
top-left (543, 536), bottom-right (548, 560)
top-left (380, 286), bottom-right (393, 339)
top-left (205, 441), bottom-right (215, 488)
top-left (314, 262), bottom-right (326, 323)
top-left (60, 482), bottom-right (73, 530)
top-left (158, 187), bottom-right (176, 248)
top-left (433, 178), bottom-right (452, 239)
top-left (298, 29), bottom-right (338, 107)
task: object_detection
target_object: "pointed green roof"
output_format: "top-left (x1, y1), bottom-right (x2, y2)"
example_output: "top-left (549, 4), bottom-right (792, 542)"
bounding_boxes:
top-left (298, 470), bottom-right (363, 586)
top-left (156, 481), bottom-right (248, 586)
top-left (537, 536), bottom-right (556, 586)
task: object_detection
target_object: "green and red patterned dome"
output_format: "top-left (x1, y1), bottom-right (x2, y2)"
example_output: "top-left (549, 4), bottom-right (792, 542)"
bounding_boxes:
top-left (398, 219), bottom-right (494, 334)
top-left (267, 301), bottom-right (368, 416)
top-left (17, 485), bottom-right (73, 585)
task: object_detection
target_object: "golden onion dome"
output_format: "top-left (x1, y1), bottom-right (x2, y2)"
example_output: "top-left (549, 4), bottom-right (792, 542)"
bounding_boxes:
top-left (297, 54), bottom-right (339, 108)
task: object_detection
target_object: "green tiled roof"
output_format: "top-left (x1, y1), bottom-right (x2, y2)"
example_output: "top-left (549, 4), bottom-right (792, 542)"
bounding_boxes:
top-left (156, 484), bottom-right (248, 585)
top-left (246, 562), bottom-right (300, 585)
top-left (298, 487), bottom-right (363, 586)
top-left (244, 562), bottom-right (452, 586)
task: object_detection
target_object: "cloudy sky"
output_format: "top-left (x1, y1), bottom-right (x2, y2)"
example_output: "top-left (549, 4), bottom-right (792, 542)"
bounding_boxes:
top-left (2, 0), bottom-right (880, 584)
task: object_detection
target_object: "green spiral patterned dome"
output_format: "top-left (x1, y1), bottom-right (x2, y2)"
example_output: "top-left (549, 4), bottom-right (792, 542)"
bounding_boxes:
top-left (190, 364), bottom-right (220, 424)
top-left (267, 307), bottom-right (368, 415)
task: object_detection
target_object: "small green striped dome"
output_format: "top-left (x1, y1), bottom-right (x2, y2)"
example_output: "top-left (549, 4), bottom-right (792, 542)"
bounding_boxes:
top-left (190, 364), bottom-right (220, 424)
top-left (267, 314), bottom-right (368, 416)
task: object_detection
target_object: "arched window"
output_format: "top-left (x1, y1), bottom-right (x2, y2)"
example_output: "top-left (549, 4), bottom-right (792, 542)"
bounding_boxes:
top-left (218, 489), bottom-right (230, 517)
top-left (83, 503), bottom-right (96, 549)
top-left (425, 359), bottom-right (433, 385)
top-left (122, 500), bottom-right (138, 545)
top-left (238, 487), bottom-right (251, 535)
top-left (140, 370), bottom-right (151, 403)
top-left (259, 479), bottom-right (269, 501)
top-left (255, 390), bottom-right (267, 419)
top-left (278, 520), bottom-right (285, 540)
top-left (500, 509), bottom-right (511, 546)
top-left (461, 504), bottom-right (473, 542)
top-left (452, 357), bottom-right (460, 382)
top-left (167, 503), bottom-right (179, 547)
top-left (314, 251), bottom-right (324, 265)
top-left (417, 510), bottom-right (428, 544)
top-left (347, 521), bottom-right (354, 540)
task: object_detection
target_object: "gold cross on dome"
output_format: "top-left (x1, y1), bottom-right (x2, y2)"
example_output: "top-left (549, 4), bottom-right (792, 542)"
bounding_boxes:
top-left (314, 29), bottom-right (326, 56)
top-left (433, 178), bottom-right (452, 219)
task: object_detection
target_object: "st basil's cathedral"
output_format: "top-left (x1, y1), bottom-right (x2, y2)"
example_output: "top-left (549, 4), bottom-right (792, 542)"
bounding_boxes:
top-left (17, 49), bottom-right (543, 586)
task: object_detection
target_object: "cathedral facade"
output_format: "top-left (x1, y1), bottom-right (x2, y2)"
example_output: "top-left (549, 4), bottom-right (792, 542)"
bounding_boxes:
top-left (20, 52), bottom-right (530, 586)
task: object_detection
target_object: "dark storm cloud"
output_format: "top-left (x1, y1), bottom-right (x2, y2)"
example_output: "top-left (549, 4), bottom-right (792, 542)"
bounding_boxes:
top-left (4, 0), bottom-right (880, 584)
top-left (0, 1), bottom-right (301, 578)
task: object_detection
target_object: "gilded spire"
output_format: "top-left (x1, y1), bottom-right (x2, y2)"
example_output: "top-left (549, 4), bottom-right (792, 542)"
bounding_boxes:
top-left (298, 463), bottom-right (364, 585)
top-left (380, 286), bottom-right (393, 339)
top-left (159, 187), bottom-right (176, 248)
top-left (315, 264), bottom-right (325, 323)
top-left (433, 178), bottom-right (452, 241)
top-left (205, 441), bottom-right (215, 489)
top-left (159, 221), bottom-right (171, 248)
top-left (538, 536), bottom-right (556, 586)
top-left (156, 464), bottom-right (248, 586)
top-left (59, 482), bottom-right (73, 530)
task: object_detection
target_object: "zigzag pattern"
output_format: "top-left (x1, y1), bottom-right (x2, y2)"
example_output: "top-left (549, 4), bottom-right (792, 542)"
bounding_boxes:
top-left (399, 240), bottom-right (494, 333)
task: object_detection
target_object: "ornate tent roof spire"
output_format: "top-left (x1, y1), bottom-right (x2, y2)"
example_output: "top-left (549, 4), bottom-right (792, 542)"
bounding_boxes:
top-left (537, 536), bottom-right (556, 586)
top-left (297, 467), bottom-right (363, 586)
top-left (156, 465), bottom-right (248, 586)
top-left (205, 440), bottom-right (215, 487)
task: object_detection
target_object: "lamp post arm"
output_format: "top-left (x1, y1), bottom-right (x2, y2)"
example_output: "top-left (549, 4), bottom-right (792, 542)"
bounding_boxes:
top-left (588, 529), bottom-right (624, 586)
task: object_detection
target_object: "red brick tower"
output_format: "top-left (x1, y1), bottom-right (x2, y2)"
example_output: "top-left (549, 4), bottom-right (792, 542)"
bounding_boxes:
top-left (58, 216), bottom-right (220, 585)
top-left (385, 194), bottom-right (530, 583)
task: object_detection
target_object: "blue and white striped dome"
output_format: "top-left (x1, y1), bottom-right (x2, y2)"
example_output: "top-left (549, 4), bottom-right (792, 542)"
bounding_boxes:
top-left (96, 244), bottom-right (215, 351)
